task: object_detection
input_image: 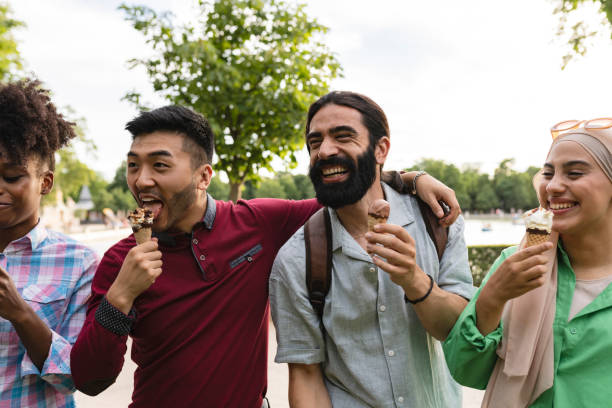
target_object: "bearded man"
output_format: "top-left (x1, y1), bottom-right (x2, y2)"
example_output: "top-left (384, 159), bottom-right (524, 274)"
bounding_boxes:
top-left (270, 91), bottom-right (475, 408)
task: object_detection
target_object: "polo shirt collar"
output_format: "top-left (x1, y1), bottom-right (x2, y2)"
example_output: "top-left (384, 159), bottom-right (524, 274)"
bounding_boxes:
top-left (201, 193), bottom-right (216, 230)
top-left (329, 182), bottom-right (415, 253)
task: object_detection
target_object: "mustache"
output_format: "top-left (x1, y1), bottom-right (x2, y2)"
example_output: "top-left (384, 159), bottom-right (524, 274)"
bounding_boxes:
top-left (310, 155), bottom-right (356, 175)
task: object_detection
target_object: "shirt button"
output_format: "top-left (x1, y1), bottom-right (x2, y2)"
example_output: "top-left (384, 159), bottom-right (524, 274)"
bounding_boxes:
top-left (379, 305), bottom-right (386, 312)
top-left (369, 267), bottom-right (376, 273)
top-left (397, 396), bottom-right (404, 403)
top-left (388, 350), bottom-right (395, 357)
top-left (199, 255), bottom-right (206, 261)
top-left (247, 256), bottom-right (253, 262)
top-left (192, 238), bottom-right (199, 245)
top-left (570, 328), bottom-right (577, 335)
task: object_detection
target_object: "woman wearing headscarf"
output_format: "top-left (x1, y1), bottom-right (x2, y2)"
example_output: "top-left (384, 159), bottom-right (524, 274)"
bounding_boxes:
top-left (443, 119), bottom-right (612, 407)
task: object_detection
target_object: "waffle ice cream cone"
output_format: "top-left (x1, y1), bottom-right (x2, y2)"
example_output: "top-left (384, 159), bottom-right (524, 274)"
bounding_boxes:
top-left (367, 199), bottom-right (390, 232)
top-left (128, 208), bottom-right (154, 244)
top-left (525, 230), bottom-right (550, 247)
top-left (133, 227), bottom-right (152, 244)
top-left (523, 208), bottom-right (553, 248)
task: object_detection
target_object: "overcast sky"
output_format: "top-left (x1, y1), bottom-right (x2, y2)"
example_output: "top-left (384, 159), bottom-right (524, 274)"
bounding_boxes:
top-left (10, 0), bottom-right (612, 179)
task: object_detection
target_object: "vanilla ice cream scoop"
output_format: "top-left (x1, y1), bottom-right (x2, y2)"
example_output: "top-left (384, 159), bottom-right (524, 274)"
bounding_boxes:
top-left (522, 207), bottom-right (553, 247)
top-left (523, 207), bottom-right (553, 233)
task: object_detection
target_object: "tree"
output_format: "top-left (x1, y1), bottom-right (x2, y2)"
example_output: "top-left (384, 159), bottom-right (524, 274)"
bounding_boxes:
top-left (207, 175), bottom-right (230, 200)
top-left (407, 159), bottom-right (471, 209)
top-left (120, 0), bottom-right (342, 201)
top-left (553, 0), bottom-right (612, 68)
top-left (0, 2), bottom-right (24, 80)
top-left (493, 159), bottom-right (537, 212)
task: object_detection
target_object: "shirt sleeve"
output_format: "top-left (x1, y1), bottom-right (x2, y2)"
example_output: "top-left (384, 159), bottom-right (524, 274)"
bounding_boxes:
top-left (437, 216), bottom-right (476, 300)
top-left (247, 198), bottom-right (321, 250)
top-left (442, 247), bottom-right (517, 389)
top-left (70, 244), bottom-right (132, 394)
top-left (269, 232), bottom-right (326, 365)
top-left (20, 248), bottom-right (98, 394)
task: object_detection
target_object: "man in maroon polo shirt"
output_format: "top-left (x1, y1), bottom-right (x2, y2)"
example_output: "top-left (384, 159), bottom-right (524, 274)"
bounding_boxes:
top-left (70, 105), bottom-right (459, 408)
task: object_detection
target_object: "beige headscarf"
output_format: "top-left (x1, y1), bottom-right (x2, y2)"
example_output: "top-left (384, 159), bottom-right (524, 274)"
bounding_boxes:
top-left (482, 128), bottom-right (612, 407)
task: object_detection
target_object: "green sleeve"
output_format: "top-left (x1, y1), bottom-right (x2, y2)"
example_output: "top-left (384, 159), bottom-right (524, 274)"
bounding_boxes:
top-left (442, 247), bottom-right (518, 389)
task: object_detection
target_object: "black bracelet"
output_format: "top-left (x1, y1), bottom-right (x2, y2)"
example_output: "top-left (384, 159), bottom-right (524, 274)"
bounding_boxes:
top-left (404, 274), bottom-right (434, 304)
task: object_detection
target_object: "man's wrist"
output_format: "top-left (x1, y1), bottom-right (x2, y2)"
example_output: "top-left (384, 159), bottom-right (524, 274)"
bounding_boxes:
top-left (106, 286), bottom-right (135, 315)
top-left (400, 270), bottom-right (432, 302)
top-left (410, 171), bottom-right (427, 196)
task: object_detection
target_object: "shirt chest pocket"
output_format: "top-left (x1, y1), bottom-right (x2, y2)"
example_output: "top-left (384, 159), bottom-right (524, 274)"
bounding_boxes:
top-left (21, 284), bottom-right (68, 330)
top-left (229, 244), bottom-right (263, 269)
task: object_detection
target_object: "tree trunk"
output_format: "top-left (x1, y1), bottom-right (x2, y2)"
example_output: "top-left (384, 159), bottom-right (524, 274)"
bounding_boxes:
top-left (229, 182), bottom-right (243, 202)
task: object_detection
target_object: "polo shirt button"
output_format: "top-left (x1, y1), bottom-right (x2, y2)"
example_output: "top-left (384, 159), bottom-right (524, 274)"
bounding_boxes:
top-left (369, 267), bottom-right (376, 273)
top-left (199, 255), bottom-right (206, 261)
top-left (379, 305), bottom-right (386, 312)
top-left (247, 256), bottom-right (253, 262)
top-left (388, 350), bottom-right (395, 357)
top-left (570, 328), bottom-right (577, 335)
top-left (192, 238), bottom-right (199, 245)
top-left (397, 396), bottom-right (404, 403)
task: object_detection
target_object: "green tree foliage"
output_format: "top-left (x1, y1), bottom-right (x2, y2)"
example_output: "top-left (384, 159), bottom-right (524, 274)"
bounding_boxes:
top-left (226, 171), bottom-right (314, 200)
top-left (407, 159), bottom-right (470, 209)
top-left (493, 159), bottom-right (540, 212)
top-left (404, 158), bottom-right (540, 213)
top-left (120, 0), bottom-right (342, 202)
top-left (554, 0), bottom-right (612, 68)
top-left (207, 175), bottom-right (230, 200)
top-left (0, 2), bottom-right (24, 80)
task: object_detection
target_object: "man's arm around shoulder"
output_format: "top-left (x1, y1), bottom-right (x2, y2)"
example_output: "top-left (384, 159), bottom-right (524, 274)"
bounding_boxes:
top-left (288, 363), bottom-right (332, 408)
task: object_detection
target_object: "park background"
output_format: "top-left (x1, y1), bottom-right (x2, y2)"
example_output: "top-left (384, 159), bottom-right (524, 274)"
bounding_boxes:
top-left (2, 0), bottom-right (612, 406)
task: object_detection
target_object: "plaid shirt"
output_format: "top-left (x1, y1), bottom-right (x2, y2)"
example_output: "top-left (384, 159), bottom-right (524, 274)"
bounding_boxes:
top-left (0, 224), bottom-right (98, 408)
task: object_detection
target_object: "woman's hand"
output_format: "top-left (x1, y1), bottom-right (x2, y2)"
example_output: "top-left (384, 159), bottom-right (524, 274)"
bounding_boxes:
top-left (476, 242), bottom-right (553, 335)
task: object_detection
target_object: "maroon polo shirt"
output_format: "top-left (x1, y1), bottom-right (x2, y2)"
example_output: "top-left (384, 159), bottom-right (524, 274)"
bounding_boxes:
top-left (71, 197), bottom-right (320, 408)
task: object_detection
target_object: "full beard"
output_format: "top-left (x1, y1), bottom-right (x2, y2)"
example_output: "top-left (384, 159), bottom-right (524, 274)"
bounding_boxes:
top-left (309, 146), bottom-right (377, 209)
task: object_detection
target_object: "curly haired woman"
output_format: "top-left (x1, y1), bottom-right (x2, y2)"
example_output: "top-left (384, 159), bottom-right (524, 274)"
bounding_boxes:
top-left (0, 79), bottom-right (98, 407)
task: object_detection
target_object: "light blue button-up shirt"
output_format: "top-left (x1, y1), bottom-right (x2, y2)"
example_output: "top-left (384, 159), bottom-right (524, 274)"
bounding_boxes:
top-left (270, 183), bottom-right (474, 408)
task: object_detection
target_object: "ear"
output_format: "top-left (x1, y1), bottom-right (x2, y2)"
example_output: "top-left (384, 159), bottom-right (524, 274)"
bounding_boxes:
top-left (40, 171), bottom-right (54, 196)
top-left (374, 136), bottom-right (390, 165)
top-left (196, 164), bottom-right (213, 191)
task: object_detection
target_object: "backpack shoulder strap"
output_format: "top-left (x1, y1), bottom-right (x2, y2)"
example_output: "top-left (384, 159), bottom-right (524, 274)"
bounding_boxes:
top-left (304, 207), bottom-right (332, 319)
top-left (416, 197), bottom-right (448, 261)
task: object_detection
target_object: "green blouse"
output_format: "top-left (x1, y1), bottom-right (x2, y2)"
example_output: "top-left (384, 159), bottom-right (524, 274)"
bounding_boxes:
top-left (443, 244), bottom-right (612, 407)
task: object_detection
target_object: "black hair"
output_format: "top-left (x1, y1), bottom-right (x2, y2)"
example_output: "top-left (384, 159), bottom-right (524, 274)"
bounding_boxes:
top-left (125, 105), bottom-right (215, 167)
top-left (305, 91), bottom-right (390, 149)
top-left (0, 79), bottom-right (77, 170)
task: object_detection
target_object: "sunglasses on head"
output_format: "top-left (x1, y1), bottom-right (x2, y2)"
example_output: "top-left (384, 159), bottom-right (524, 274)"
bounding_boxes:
top-left (550, 118), bottom-right (612, 140)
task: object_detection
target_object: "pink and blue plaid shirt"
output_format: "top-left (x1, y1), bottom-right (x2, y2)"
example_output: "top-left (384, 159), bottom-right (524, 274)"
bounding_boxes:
top-left (0, 223), bottom-right (98, 408)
